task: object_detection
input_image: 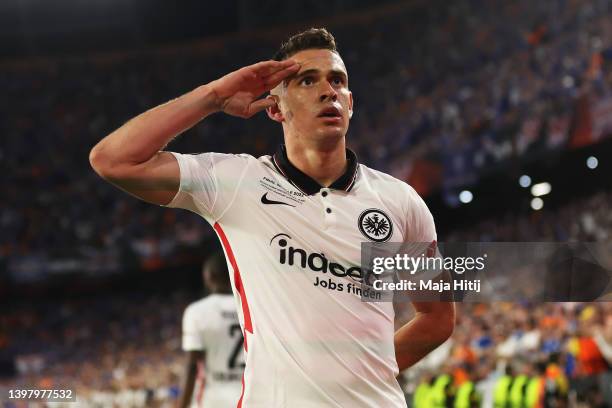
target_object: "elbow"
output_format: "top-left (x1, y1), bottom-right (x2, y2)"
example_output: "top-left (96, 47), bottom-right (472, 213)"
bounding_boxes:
top-left (89, 144), bottom-right (106, 176)
top-left (89, 144), bottom-right (117, 180)
top-left (426, 302), bottom-right (455, 346)
top-left (438, 321), bottom-right (454, 345)
top-left (412, 301), bottom-right (456, 346)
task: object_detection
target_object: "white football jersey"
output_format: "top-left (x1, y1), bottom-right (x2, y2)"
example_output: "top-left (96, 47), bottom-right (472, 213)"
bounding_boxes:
top-left (168, 146), bottom-right (437, 408)
top-left (182, 294), bottom-right (244, 408)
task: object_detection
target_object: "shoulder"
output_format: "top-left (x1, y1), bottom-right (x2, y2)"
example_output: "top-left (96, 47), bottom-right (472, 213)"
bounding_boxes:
top-left (173, 151), bottom-right (256, 166)
top-left (256, 154), bottom-right (277, 169)
top-left (358, 163), bottom-right (408, 188)
top-left (175, 152), bottom-right (289, 174)
top-left (358, 164), bottom-right (425, 206)
top-left (184, 296), bottom-right (213, 317)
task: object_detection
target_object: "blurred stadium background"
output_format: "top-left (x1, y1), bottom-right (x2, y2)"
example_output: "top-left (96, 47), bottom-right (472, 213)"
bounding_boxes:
top-left (1, 0), bottom-right (611, 406)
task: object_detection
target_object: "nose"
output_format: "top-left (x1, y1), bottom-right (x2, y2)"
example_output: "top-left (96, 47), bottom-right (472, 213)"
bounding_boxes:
top-left (319, 81), bottom-right (338, 103)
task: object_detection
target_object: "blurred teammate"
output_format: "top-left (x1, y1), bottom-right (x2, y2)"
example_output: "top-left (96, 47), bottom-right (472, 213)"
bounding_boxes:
top-left (90, 28), bottom-right (454, 407)
top-left (178, 253), bottom-right (244, 408)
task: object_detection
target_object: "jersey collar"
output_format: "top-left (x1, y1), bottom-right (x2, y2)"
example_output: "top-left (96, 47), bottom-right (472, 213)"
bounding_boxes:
top-left (272, 144), bottom-right (359, 195)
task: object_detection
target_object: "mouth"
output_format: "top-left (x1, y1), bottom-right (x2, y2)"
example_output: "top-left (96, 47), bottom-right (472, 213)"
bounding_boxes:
top-left (317, 106), bottom-right (342, 119)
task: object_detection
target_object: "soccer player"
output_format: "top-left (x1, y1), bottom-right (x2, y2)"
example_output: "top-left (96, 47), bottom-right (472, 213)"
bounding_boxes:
top-left (90, 28), bottom-right (455, 407)
top-left (178, 253), bottom-right (244, 408)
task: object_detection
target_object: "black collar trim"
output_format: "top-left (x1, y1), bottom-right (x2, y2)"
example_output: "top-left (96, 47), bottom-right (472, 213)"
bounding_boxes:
top-left (272, 145), bottom-right (359, 195)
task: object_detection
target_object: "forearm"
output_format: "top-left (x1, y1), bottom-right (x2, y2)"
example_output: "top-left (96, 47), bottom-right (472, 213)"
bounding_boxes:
top-left (91, 83), bottom-right (219, 168)
top-left (394, 302), bottom-right (455, 371)
top-left (178, 359), bottom-right (199, 408)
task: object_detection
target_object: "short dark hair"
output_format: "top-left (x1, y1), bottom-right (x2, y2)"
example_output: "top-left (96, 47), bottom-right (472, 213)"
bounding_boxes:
top-left (273, 28), bottom-right (338, 61)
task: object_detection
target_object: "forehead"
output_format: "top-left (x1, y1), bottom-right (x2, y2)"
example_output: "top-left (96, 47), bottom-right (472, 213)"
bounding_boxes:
top-left (290, 48), bottom-right (347, 75)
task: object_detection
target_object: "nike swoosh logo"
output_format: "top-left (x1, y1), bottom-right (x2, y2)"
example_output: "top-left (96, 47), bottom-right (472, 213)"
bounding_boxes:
top-left (261, 193), bottom-right (295, 207)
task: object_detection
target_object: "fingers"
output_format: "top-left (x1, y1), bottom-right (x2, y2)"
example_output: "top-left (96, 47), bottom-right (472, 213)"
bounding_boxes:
top-left (262, 63), bottom-right (301, 91)
top-left (247, 97), bottom-right (277, 116)
top-left (251, 59), bottom-right (299, 78)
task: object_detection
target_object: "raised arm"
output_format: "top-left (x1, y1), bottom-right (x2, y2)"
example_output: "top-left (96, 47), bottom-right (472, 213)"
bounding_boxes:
top-left (89, 59), bottom-right (299, 205)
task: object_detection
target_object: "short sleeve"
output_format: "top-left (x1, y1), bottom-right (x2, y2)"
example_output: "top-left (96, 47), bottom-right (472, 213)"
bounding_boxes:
top-left (403, 185), bottom-right (437, 244)
top-left (165, 152), bottom-right (251, 220)
top-left (401, 184), bottom-right (443, 284)
top-left (182, 305), bottom-right (205, 351)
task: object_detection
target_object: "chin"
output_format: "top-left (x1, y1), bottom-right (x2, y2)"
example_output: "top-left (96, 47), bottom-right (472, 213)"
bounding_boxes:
top-left (315, 127), bottom-right (346, 141)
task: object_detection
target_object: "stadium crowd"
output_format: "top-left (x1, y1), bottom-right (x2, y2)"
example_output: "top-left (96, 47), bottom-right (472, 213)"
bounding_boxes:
top-left (2, 0), bottom-right (612, 281)
top-left (1, 293), bottom-right (187, 407)
top-left (408, 302), bottom-right (612, 407)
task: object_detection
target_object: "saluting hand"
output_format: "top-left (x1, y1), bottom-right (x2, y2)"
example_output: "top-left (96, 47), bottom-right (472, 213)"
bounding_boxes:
top-left (211, 59), bottom-right (300, 118)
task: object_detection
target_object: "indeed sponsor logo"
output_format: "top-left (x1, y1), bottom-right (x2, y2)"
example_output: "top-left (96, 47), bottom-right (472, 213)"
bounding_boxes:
top-left (269, 233), bottom-right (365, 283)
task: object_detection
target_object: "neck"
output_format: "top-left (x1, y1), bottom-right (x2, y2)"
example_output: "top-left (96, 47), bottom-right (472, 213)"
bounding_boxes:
top-left (209, 286), bottom-right (232, 295)
top-left (284, 137), bottom-right (347, 187)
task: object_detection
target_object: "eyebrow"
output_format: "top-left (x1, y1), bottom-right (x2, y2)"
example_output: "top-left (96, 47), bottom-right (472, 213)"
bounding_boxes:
top-left (288, 68), bottom-right (348, 84)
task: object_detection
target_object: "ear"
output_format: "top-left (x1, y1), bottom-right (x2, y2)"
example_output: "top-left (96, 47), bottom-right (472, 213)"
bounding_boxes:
top-left (266, 95), bottom-right (284, 123)
top-left (348, 91), bottom-right (354, 119)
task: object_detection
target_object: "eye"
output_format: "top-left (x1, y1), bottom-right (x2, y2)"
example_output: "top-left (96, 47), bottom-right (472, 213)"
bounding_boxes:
top-left (300, 76), bottom-right (314, 86)
top-left (331, 76), bottom-right (345, 86)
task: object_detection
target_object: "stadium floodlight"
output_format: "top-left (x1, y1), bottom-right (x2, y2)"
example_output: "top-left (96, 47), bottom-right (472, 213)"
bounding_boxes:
top-left (459, 190), bottom-right (473, 204)
top-left (531, 182), bottom-right (551, 197)
top-left (562, 75), bottom-right (575, 88)
top-left (519, 175), bottom-right (531, 188)
top-left (586, 156), bottom-right (598, 169)
top-left (531, 197), bottom-right (544, 210)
